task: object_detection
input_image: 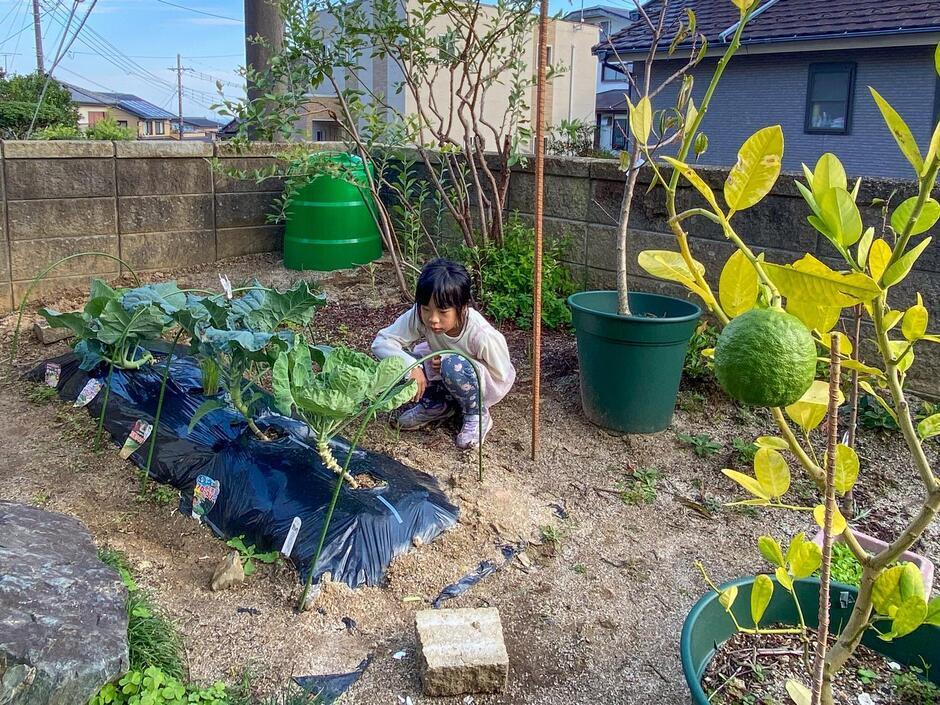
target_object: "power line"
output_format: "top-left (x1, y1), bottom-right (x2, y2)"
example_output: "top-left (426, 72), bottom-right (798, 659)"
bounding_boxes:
top-left (67, 50), bottom-right (244, 59)
top-left (153, 0), bottom-right (241, 23)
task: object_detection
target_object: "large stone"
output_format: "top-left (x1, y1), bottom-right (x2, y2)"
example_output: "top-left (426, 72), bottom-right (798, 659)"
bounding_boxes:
top-left (0, 501), bottom-right (129, 705)
top-left (4, 158), bottom-right (114, 200)
top-left (416, 607), bottom-right (509, 697)
top-left (117, 194), bottom-right (212, 234)
top-left (116, 158), bottom-right (211, 197)
top-left (6, 198), bottom-right (116, 239)
top-left (216, 226), bottom-right (282, 259)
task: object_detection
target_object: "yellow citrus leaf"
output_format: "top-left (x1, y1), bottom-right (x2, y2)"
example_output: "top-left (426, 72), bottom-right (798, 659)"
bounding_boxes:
top-left (859, 381), bottom-right (898, 424)
top-left (888, 340), bottom-right (915, 373)
top-left (890, 596), bottom-right (928, 639)
top-left (637, 250), bottom-right (707, 297)
top-left (874, 565), bottom-right (906, 616)
top-left (891, 197), bottom-right (940, 237)
top-left (819, 187), bottom-right (863, 247)
top-left (810, 153), bottom-right (847, 201)
top-left (870, 87), bottom-right (924, 176)
top-left (902, 302), bottom-right (928, 341)
top-left (750, 573), bottom-right (774, 627)
top-left (754, 448), bottom-right (790, 499)
top-left (917, 412), bottom-right (940, 439)
top-left (758, 535), bottom-right (786, 567)
top-left (924, 121), bottom-right (940, 177)
top-left (899, 562), bottom-right (925, 602)
top-left (789, 538), bottom-right (822, 579)
top-left (785, 679), bottom-right (812, 705)
top-left (785, 380), bottom-right (842, 433)
top-left (764, 254), bottom-right (880, 308)
top-left (724, 125), bottom-right (784, 213)
top-left (629, 95), bottom-right (652, 145)
top-left (719, 585), bottom-right (738, 612)
top-left (857, 226), bottom-right (876, 268)
top-left (868, 239), bottom-right (893, 282)
top-left (755, 436), bottom-right (789, 450)
top-left (817, 330), bottom-right (854, 356)
top-left (787, 298), bottom-right (841, 334)
top-left (833, 444), bottom-right (860, 495)
top-left (813, 504), bottom-right (847, 535)
top-left (884, 309), bottom-right (904, 331)
top-left (721, 469), bottom-right (771, 500)
top-left (719, 249), bottom-right (759, 318)
top-left (662, 157), bottom-right (722, 214)
top-left (925, 596), bottom-right (940, 626)
top-left (884, 237), bottom-right (931, 287)
top-left (776, 566), bottom-right (794, 592)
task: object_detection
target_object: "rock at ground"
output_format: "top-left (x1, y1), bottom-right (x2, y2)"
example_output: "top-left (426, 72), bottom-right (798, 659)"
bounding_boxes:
top-left (210, 551), bottom-right (245, 591)
top-left (32, 319), bottom-right (72, 346)
top-left (415, 607), bottom-right (509, 696)
top-left (0, 501), bottom-right (129, 705)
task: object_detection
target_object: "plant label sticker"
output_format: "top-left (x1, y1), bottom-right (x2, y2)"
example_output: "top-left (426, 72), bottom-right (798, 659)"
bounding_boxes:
top-left (192, 475), bottom-right (220, 520)
top-left (119, 420), bottom-right (152, 459)
top-left (45, 363), bottom-right (61, 388)
top-left (281, 516), bottom-right (302, 557)
top-left (74, 378), bottom-right (103, 408)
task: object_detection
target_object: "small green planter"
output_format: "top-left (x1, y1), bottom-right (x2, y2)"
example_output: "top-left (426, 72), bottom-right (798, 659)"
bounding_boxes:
top-left (568, 290), bottom-right (701, 434)
top-left (681, 576), bottom-right (940, 704)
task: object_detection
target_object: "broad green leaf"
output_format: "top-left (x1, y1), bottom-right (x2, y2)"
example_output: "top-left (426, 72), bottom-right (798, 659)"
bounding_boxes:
top-left (884, 309), bottom-right (904, 331)
top-left (833, 444), bottom-right (860, 495)
top-left (187, 398), bottom-right (227, 433)
top-left (838, 358), bottom-right (885, 377)
top-left (786, 380), bottom-right (842, 433)
top-left (868, 239), bottom-right (892, 282)
top-left (39, 308), bottom-right (90, 338)
top-left (272, 352), bottom-right (295, 415)
top-left (873, 565), bottom-right (905, 615)
top-left (724, 125), bottom-right (784, 213)
top-left (857, 227), bottom-right (876, 268)
top-left (764, 255), bottom-right (880, 308)
top-left (637, 250), bottom-right (708, 298)
top-left (785, 679), bottom-right (811, 705)
top-left (663, 157), bottom-right (721, 213)
top-left (789, 539), bottom-right (822, 579)
top-left (755, 436), bottom-right (789, 450)
top-left (819, 187), bottom-right (863, 247)
top-left (890, 197), bottom-right (940, 237)
top-left (917, 412), bottom-right (940, 439)
top-left (813, 504), bottom-right (847, 535)
top-left (870, 87), bottom-right (923, 175)
top-left (924, 121), bottom-right (940, 176)
top-left (244, 281), bottom-right (326, 331)
top-left (902, 301), bottom-right (928, 341)
top-left (750, 573), bottom-right (773, 627)
top-left (926, 596), bottom-right (940, 626)
top-left (719, 585), bottom-right (738, 611)
top-left (817, 330), bottom-right (854, 356)
top-left (776, 566), bottom-right (794, 591)
top-left (629, 96), bottom-right (652, 144)
top-left (96, 300), bottom-right (170, 346)
top-left (719, 249), bottom-right (759, 318)
top-left (887, 340), bottom-right (915, 373)
top-left (899, 562), bottom-right (925, 602)
top-left (721, 469), bottom-right (771, 499)
top-left (754, 448), bottom-right (790, 499)
top-left (758, 535), bottom-right (786, 567)
top-left (889, 596), bottom-right (927, 639)
top-left (883, 237), bottom-right (932, 287)
top-left (121, 282), bottom-right (186, 314)
top-left (811, 153), bottom-right (847, 201)
top-left (859, 381), bottom-right (898, 423)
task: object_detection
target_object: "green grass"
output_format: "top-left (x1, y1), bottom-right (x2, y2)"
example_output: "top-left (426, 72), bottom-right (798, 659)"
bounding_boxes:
top-left (677, 432), bottom-right (723, 458)
top-left (618, 467), bottom-right (660, 506)
top-left (98, 547), bottom-right (185, 680)
top-left (26, 383), bottom-right (59, 404)
top-left (892, 668), bottom-right (940, 705)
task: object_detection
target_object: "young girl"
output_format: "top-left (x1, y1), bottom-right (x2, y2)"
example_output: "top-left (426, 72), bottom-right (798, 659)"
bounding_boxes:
top-left (372, 258), bottom-right (515, 449)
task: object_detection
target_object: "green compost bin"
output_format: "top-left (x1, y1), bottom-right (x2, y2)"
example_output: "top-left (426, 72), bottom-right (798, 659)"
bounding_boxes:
top-left (283, 152), bottom-right (383, 271)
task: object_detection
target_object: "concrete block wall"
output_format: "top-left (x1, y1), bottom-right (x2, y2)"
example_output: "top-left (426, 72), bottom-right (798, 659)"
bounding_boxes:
top-left (0, 140), bottom-right (345, 311)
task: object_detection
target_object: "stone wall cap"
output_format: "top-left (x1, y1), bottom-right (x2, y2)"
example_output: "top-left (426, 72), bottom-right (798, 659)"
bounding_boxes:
top-left (214, 141), bottom-right (347, 158)
top-left (115, 141), bottom-right (213, 158)
top-left (1, 140), bottom-right (114, 158)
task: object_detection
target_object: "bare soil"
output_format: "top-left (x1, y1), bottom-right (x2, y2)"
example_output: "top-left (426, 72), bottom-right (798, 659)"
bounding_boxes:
top-left (0, 254), bottom-right (937, 704)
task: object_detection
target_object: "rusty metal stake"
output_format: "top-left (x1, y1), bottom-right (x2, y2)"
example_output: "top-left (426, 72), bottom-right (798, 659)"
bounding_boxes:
top-left (531, 0), bottom-right (549, 460)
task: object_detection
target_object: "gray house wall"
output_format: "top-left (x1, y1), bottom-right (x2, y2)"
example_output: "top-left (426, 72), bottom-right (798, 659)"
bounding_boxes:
top-left (641, 45), bottom-right (938, 178)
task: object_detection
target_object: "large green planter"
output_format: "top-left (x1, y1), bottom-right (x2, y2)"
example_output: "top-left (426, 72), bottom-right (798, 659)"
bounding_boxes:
top-left (283, 152), bottom-right (383, 272)
top-left (568, 290), bottom-right (701, 434)
top-left (681, 576), bottom-right (940, 704)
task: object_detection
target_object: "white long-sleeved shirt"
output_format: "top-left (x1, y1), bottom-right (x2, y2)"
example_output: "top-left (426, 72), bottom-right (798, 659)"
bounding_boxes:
top-left (371, 306), bottom-right (516, 408)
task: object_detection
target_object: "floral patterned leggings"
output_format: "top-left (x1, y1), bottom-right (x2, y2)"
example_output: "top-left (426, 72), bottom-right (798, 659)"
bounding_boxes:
top-left (411, 350), bottom-right (482, 416)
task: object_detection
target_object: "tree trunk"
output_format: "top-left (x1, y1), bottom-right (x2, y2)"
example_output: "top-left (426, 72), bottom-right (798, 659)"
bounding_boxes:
top-left (616, 143), bottom-right (642, 316)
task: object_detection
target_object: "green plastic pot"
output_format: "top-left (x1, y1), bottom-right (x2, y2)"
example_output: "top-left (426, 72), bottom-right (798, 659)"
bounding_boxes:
top-left (681, 576), bottom-right (940, 704)
top-left (567, 290), bottom-right (701, 434)
top-left (283, 152), bottom-right (383, 272)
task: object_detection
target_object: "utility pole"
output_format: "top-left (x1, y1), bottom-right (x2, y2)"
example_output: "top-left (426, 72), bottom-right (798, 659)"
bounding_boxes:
top-left (168, 54), bottom-right (190, 140)
top-left (32, 0), bottom-right (44, 73)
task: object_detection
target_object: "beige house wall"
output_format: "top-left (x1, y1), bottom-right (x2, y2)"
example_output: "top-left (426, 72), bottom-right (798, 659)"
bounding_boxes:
top-left (75, 105), bottom-right (173, 139)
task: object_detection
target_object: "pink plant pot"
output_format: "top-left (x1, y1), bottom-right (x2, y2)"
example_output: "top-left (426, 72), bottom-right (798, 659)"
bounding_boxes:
top-left (811, 528), bottom-right (935, 598)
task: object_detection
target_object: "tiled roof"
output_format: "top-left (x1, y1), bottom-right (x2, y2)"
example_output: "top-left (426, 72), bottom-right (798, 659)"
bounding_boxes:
top-left (564, 5), bottom-right (638, 22)
top-left (604, 0), bottom-right (940, 55)
top-left (65, 83), bottom-right (175, 120)
top-left (65, 84), bottom-right (109, 105)
top-left (597, 89), bottom-right (629, 111)
top-left (183, 117), bottom-right (222, 128)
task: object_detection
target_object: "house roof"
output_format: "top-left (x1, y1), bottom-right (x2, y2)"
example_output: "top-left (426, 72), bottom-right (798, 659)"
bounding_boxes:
top-left (596, 89), bottom-right (629, 112)
top-left (65, 83), bottom-right (175, 120)
top-left (603, 0), bottom-right (940, 56)
top-left (563, 5), bottom-right (637, 22)
top-left (182, 117), bottom-right (222, 128)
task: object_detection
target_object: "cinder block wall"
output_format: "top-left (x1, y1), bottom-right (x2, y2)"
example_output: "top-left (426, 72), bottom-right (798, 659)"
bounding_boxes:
top-left (0, 140), bottom-right (345, 310)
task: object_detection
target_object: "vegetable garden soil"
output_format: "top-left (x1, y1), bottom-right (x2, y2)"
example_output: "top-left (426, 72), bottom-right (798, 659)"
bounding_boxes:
top-left (1, 254), bottom-right (937, 704)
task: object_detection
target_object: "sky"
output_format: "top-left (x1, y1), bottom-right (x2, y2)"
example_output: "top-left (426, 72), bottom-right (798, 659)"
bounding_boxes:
top-left (0, 0), bottom-right (246, 119)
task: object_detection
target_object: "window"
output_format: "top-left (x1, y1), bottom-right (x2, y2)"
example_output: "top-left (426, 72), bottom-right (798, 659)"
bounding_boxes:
top-left (117, 120), bottom-right (127, 127)
top-left (601, 62), bottom-right (627, 82)
top-left (155, 120), bottom-right (165, 135)
top-left (546, 45), bottom-right (553, 64)
top-left (88, 111), bottom-right (106, 125)
top-left (145, 120), bottom-right (154, 135)
top-left (598, 20), bottom-right (610, 37)
top-left (612, 116), bottom-right (628, 150)
top-left (805, 62), bottom-right (855, 134)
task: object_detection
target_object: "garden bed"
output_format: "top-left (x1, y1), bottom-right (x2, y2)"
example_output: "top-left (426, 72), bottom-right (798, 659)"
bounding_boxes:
top-left (1, 253), bottom-right (937, 703)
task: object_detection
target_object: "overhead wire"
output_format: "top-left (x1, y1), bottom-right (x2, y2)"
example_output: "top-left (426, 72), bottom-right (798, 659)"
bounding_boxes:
top-left (153, 0), bottom-right (241, 23)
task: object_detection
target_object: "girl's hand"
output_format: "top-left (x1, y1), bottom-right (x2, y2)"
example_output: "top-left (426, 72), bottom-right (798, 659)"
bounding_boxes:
top-left (431, 355), bottom-right (442, 374)
top-left (410, 367), bottom-right (427, 401)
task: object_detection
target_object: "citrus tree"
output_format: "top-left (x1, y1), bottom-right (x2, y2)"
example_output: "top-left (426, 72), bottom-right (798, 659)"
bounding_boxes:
top-left (629, 5), bottom-right (940, 701)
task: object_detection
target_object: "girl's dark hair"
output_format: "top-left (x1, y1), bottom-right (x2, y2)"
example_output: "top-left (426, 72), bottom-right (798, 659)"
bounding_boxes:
top-left (414, 258), bottom-right (473, 327)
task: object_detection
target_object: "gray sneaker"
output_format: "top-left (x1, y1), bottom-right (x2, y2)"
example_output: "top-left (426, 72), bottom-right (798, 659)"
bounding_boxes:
top-left (396, 401), bottom-right (455, 430)
top-left (456, 412), bottom-right (493, 449)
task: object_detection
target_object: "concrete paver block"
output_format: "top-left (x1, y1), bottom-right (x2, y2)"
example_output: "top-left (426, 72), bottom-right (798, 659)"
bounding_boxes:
top-left (416, 607), bottom-right (508, 697)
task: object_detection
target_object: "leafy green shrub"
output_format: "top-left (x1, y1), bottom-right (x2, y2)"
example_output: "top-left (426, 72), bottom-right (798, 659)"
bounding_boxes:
top-left (858, 393), bottom-right (900, 432)
top-left (0, 72), bottom-right (78, 138)
top-left (90, 667), bottom-right (227, 705)
top-left (86, 116), bottom-right (136, 141)
top-left (683, 322), bottom-right (717, 383)
top-left (33, 124), bottom-right (84, 140)
top-left (456, 217), bottom-right (577, 329)
top-left (892, 667), bottom-right (940, 705)
top-left (98, 548), bottom-right (184, 680)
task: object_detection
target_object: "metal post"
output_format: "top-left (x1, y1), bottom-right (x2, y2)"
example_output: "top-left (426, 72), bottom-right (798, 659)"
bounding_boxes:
top-left (32, 0), bottom-right (44, 73)
top-left (176, 54), bottom-right (184, 140)
top-left (531, 0), bottom-right (548, 460)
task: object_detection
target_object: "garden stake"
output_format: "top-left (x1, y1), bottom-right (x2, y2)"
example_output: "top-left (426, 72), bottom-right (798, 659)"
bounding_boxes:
top-left (810, 333), bottom-right (841, 705)
top-left (530, 0), bottom-right (548, 461)
top-left (144, 329), bottom-right (185, 479)
top-left (843, 303), bottom-right (863, 519)
top-left (9, 252), bottom-right (139, 368)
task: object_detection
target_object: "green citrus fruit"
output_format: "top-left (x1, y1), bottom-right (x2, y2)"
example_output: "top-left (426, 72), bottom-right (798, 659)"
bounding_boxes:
top-left (713, 308), bottom-right (816, 407)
